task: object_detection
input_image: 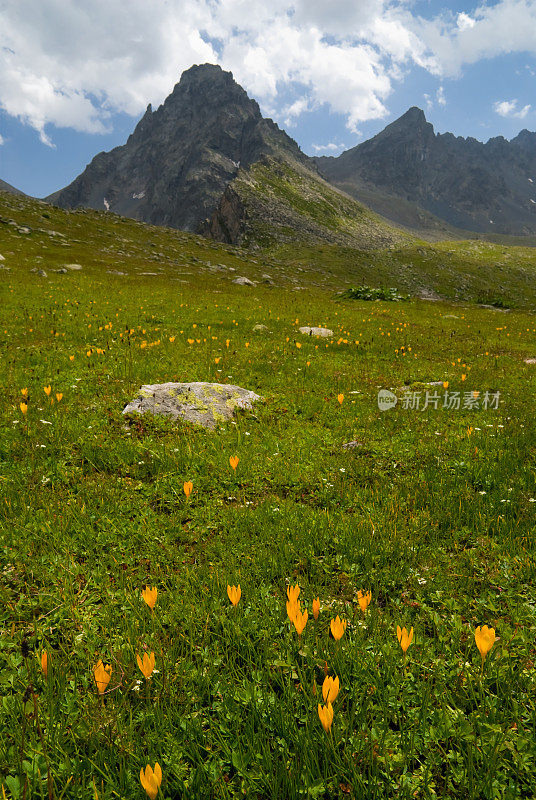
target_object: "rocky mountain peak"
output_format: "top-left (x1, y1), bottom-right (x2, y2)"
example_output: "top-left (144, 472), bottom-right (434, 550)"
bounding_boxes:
top-left (47, 63), bottom-right (306, 233)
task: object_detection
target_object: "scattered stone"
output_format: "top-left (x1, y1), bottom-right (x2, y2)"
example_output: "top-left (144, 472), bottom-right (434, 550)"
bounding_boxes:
top-left (140, 272), bottom-right (158, 276)
top-left (342, 441), bottom-right (363, 450)
top-left (37, 269), bottom-right (47, 277)
top-left (0, 254), bottom-right (5, 261)
top-left (427, 381), bottom-right (443, 386)
top-left (232, 276), bottom-right (255, 286)
top-left (262, 273), bottom-right (274, 284)
top-left (299, 326), bottom-right (333, 337)
top-left (64, 263), bottom-right (82, 270)
top-left (524, 358), bottom-right (536, 364)
top-left (418, 287), bottom-right (441, 301)
top-left (18, 227), bottom-right (30, 234)
top-left (253, 324), bottom-right (268, 332)
top-left (107, 269), bottom-right (127, 275)
top-left (123, 382), bottom-right (263, 430)
top-left (55, 268), bottom-right (69, 274)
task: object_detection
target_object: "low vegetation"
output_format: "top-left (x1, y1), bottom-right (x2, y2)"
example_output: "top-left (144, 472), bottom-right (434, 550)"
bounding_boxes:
top-left (1, 191), bottom-right (536, 799)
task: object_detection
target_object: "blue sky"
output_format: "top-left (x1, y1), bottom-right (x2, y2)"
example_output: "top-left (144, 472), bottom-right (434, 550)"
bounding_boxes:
top-left (1, 0), bottom-right (535, 197)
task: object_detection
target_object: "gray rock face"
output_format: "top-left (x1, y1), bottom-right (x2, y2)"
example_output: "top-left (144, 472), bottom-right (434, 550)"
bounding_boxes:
top-left (48, 64), bottom-right (307, 234)
top-left (232, 276), bottom-right (255, 286)
top-left (299, 326), bottom-right (333, 337)
top-left (123, 382), bottom-right (262, 430)
top-left (315, 106), bottom-right (536, 235)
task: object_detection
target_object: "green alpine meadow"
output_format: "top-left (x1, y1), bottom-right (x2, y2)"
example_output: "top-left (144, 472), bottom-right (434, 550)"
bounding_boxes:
top-left (1, 189), bottom-right (536, 800)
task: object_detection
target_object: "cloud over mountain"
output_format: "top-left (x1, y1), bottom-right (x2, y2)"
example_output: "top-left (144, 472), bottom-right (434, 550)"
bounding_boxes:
top-left (1, 0), bottom-right (536, 144)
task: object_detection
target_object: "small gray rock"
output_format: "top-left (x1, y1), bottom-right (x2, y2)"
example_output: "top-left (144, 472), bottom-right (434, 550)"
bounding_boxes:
top-left (64, 263), bottom-right (82, 270)
top-left (37, 269), bottom-right (47, 277)
top-left (299, 326), bottom-right (334, 338)
top-left (107, 269), bottom-right (127, 276)
top-left (253, 324), bottom-right (268, 332)
top-left (18, 227), bottom-right (30, 234)
top-left (232, 276), bottom-right (255, 286)
top-left (0, 254), bottom-right (5, 261)
top-left (56, 268), bottom-right (69, 274)
top-left (123, 382), bottom-right (263, 430)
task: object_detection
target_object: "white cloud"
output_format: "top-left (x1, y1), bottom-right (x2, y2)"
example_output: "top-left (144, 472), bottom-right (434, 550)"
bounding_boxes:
top-left (1, 0), bottom-right (536, 144)
top-left (436, 85), bottom-right (446, 106)
top-left (0, 0), bottom-right (428, 142)
top-left (414, 0), bottom-right (536, 78)
top-left (493, 99), bottom-right (531, 118)
top-left (456, 12), bottom-right (475, 30)
top-left (311, 141), bottom-right (348, 154)
top-left (0, 134), bottom-right (4, 145)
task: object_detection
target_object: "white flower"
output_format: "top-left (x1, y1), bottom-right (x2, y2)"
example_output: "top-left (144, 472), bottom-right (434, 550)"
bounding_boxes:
top-left (479, 491), bottom-right (486, 495)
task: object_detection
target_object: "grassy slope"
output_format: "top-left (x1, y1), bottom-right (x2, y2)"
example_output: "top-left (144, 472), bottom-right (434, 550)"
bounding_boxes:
top-left (1, 191), bottom-right (536, 799)
top-left (229, 158), bottom-right (413, 250)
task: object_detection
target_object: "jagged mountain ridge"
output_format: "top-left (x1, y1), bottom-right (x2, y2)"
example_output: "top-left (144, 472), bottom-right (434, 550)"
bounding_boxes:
top-left (47, 64), bottom-right (311, 233)
top-left (46, 65), bottom-right (536, 241)
top-left (47, 64), bottom-right (407, 249)
top-left (314, 107), bottom-right (536, 235)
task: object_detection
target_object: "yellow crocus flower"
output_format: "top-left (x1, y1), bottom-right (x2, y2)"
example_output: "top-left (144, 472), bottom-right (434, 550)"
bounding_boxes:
top-left (140, 763), bottom-right (162, 800)
top-left (312, 597), bottom-right (320, 620)
top-left (40, 650), bottom-right (48, 679)
top-left (357, 590), bottom-right (372, 613)
top-left (286, 598), bottom-right (300, 622)
top-left (475, 625), bottom-right (496, 663)
top-left (227, 585), bottom-right (241, 606)
top-left (142, 586), bottom-right (157, 611)
top-left (397, 626), bottom-right (414, 654)
top-left (322, 675), bottom-right (339, 704)
top-left (287, 584), bottom-right (300, 604)
top-left (318, 702), bottom-right (334, 733)
top-left (292, 607), bottom-right (308, 635)
top-left (93, 660), bottom-right (112, 693)
top-left (137, 652), bottom-right (155, 679)
top-left (330, 616), bottom-right (347, 641)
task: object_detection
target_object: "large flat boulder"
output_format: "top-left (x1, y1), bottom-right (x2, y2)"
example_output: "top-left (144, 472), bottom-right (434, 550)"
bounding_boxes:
top-left (123, 382), bottom-right (262, 430)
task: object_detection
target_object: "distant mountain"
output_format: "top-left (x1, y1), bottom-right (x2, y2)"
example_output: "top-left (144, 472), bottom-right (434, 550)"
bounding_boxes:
top-left (47, 64), bottom-right (406, 249)
top-left (314, 108), bottom-right (536, 236)
top-left (0, 178), bottom-right (26, 196)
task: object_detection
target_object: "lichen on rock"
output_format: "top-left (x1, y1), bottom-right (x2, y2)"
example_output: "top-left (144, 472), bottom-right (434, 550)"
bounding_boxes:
top-left (123, 382), bottom-right (262, 430)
